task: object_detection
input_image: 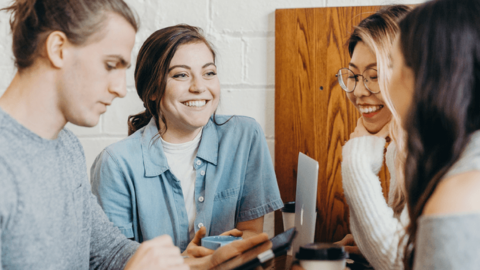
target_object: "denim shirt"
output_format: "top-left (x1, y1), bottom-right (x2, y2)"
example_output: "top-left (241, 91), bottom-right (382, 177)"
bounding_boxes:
top-left (90, 115), bottom-right (283, 251)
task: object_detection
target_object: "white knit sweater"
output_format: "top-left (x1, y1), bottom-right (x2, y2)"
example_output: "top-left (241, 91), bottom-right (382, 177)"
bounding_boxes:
top-left (341, 136), bottom-right (409, 270)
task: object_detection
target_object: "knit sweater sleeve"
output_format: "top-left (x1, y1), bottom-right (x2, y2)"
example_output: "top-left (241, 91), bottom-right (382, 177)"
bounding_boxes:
top-left (342, 136), bottom-right (407, 270)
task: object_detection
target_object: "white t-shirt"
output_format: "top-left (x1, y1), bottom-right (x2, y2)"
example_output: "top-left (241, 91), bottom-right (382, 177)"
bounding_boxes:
top-left (161, 130), bottom-right (202, 240)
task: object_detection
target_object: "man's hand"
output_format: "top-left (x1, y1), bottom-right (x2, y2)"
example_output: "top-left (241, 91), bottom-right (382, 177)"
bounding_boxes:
top-left (124, 235), bottom-right (189, 270)
top-left (334, 234), bottom-right (362, 256)
top-left (182, 227), bottom-right (244, 258)
top-left (350, 118), bottom-right (390, 140)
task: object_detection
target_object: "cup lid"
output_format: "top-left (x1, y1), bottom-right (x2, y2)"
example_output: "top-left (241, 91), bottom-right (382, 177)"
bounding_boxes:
top-left (296, 243), bottom-right (348, 261)
top-left (281, 201), bottom-right (295, 213)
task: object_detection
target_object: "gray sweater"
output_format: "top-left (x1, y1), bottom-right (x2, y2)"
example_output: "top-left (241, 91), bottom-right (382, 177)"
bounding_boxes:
top-left (0, 108), bottom-right (139, 269)
top-left (414, 131), bottom-right (480, 269)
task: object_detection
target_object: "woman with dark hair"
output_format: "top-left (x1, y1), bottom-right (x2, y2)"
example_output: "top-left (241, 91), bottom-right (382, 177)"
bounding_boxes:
top-left (389, 0), bottom-right (480, 268)
top-left (335, 5), bottom-right (410, 270)
top-left (91, 24), bottom-right (282, 256)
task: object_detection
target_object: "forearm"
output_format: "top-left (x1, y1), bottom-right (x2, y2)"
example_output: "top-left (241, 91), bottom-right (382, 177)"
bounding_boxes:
top-left (89, 194), bottom-right (139, 270)
top-left (342, 137), bottom-right (406, 270)
top-left (349, 208), bottom-right (405, 270)
top-left (240, 229), bottom-right (261, 239)
top-left (236, 216), bottom-right (264, 239)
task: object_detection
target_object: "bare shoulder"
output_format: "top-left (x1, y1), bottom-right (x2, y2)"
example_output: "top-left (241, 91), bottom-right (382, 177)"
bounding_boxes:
top-left (423, 170), bottom-right (480, 215)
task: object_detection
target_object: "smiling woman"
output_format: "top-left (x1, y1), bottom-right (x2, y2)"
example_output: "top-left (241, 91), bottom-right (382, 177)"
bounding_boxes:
top-left (90, 24), bottom-right (283, 256)
top-left (342, 41), bottom-right (391, 133)
top-left (160, 42), bottom-right (220, 143)
top-left (336, 5), bottom-right (412, 270)
top-left (127, 25), bottom-right (220, 138)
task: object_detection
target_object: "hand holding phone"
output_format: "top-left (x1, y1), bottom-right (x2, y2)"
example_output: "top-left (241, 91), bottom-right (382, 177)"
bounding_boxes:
top-left (211, 228), bottom-right (297, 270)
top-left (185, 232), bottom-right (269, 270)
top-left (183, 227), bottom-right (244, 258)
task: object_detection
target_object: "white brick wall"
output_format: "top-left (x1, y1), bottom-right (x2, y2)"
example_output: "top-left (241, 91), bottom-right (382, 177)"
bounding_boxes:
top-left (0, 0), bottom-right (427, 238)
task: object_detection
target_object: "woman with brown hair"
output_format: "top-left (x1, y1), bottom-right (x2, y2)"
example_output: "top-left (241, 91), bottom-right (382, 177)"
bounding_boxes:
top-left (91, 24), bottom-right (282, 257)
top-left (389, 0), bottom-right (480, 268)
top-left (335, 5), bottom-right (411, 270)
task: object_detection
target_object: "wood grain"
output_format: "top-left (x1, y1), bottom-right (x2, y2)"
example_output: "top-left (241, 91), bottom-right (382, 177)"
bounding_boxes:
top-left (275, 6), bottom-right (389, 243)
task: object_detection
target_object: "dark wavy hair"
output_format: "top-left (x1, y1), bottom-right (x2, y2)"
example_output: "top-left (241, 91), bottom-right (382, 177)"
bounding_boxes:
top-left (1, 0), bottom-right (138, 71)
top-left (128, 24), bottom-right (220, 136)
top-left (399, 0), bottom-right (480, 268)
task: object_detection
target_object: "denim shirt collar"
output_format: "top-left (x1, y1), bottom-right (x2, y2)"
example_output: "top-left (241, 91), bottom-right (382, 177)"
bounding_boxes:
top-left (196, 118), bottom-right (218, 166)
top-left (141, 117), bottom-right (218, 177)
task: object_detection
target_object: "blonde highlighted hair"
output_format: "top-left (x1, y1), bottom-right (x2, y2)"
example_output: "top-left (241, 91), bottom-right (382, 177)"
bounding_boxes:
top-left (347, 5), bottom-right (411, 217)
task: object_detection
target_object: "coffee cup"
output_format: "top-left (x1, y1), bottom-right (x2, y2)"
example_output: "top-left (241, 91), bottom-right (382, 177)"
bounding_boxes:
top-left (296, 243), bottom-right (348, 270)
top-left (281, 201), bottom-right (296, 255)
top-left (281, 201), bottom-right (296, 230)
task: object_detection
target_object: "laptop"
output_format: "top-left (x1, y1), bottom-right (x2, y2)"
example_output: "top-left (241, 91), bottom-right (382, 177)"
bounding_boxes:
top-left (291, 152), bottom-right (319, 256)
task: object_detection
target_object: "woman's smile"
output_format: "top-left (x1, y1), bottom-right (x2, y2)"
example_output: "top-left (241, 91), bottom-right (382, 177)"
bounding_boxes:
top-left (182, 99), bottom-right (209, 108)
top-left (358, 104), bottom-right (384, 118)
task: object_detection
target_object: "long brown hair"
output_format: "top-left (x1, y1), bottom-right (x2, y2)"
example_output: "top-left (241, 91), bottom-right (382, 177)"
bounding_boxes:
top-left (348, 5), bottom-right (411, 217)
top-left (399, 0), bottom-right (480, 268)
top-left (1, 0), bottom-right (138, 70)
top-left (128, 24), bottom-right (216, 136)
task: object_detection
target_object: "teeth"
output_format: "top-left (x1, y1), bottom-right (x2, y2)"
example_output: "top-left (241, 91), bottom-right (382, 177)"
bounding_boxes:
top-left (183, 100), bottom-right (206, 107)
top-left (359, 105), bottom-right (383, 114)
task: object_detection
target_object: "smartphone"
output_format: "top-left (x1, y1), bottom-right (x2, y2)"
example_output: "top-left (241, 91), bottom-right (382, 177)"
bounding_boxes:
top-left (211, 228), bottom-right (297, 270)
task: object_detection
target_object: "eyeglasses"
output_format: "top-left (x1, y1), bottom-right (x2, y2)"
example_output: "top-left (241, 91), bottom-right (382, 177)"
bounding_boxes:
top-left (335, 68), bottom-right (380, 94)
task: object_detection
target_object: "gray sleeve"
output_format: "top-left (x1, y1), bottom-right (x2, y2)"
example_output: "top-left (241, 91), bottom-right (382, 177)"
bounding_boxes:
top-left (414, 214), bottom-right (480, 270)
top-left (62, 130), bottom-right (139, 269)
top-left (88, 189), bottom-right (140, 270)
top-left (0, 161), bottom-right (18, 270)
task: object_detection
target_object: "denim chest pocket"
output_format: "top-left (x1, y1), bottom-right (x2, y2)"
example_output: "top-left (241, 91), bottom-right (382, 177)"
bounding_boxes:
top-left (211, 187), bottom-right (240, 235)
top-left (214, 186), bottom-right (240, 201)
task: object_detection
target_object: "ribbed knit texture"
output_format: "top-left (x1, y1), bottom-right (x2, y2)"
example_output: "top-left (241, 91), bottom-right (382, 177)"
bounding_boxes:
top-left (342, 136), bottom-right (409, 270)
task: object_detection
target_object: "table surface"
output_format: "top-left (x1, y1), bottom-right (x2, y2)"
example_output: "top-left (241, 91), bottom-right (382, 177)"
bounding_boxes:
top-left (257, 255), bottom-right (374, 270)
top-left (262, 254), bottom-right (294, 270)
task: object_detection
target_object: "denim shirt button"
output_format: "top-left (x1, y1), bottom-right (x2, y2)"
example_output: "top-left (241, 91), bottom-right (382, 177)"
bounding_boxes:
top-left (197, 223), bottom-right (204, 229)
top-left (200, 170), bottom-right (205, 176)
top-left (196, 160), bottom-right (202, 166)
top-left (198, 196), bottom-right (205, 202)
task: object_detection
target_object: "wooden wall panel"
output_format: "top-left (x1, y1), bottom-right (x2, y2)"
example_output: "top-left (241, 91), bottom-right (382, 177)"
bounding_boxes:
top-left (275, 6), bottom-right (390, 243)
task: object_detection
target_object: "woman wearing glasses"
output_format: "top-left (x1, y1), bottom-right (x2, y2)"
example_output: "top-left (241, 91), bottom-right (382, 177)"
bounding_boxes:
top-left (335, 5), bottom-right (411, 270)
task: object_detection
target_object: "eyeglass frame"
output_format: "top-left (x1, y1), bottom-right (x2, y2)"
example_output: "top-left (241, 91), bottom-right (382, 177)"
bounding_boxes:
top-left (335, 67), bottom-right (380, 94)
